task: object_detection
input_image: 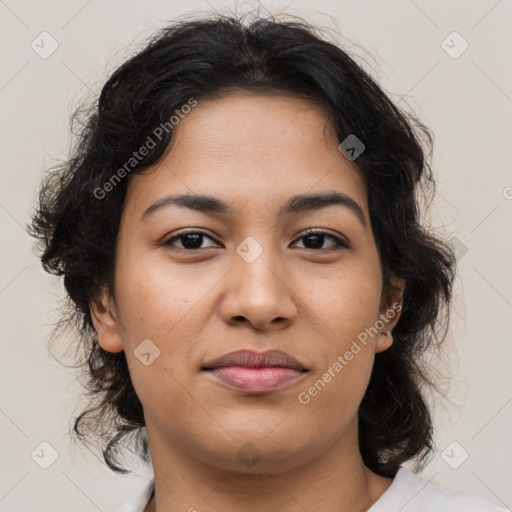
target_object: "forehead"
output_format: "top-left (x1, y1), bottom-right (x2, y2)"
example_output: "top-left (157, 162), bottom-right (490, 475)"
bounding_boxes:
top-left (171, 91), bottom-right (340, 158)
top-left (124, 91), bottom-right (369, 222)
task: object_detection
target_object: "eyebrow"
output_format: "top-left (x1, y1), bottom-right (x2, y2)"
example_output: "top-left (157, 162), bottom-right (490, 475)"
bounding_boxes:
top-left (141, 191), bottom-right (367, 228)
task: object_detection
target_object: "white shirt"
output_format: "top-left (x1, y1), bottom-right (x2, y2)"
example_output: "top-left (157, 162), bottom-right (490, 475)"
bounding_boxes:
top-left (117, 467), bottom-right (509, 512)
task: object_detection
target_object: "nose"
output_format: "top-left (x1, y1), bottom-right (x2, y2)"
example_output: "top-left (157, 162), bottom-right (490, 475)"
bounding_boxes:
top-left (220, 244), bottom-right (298, 332)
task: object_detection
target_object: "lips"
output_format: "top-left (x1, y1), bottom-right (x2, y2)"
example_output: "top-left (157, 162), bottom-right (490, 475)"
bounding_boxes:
top-left (202, 349), bottom-right (308, 393)
top-left (202, 349), bottom-right (306, 371)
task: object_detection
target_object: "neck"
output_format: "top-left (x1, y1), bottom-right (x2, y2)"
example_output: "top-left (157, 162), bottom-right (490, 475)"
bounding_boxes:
top-left (144, 418), bottom-right (393, 512)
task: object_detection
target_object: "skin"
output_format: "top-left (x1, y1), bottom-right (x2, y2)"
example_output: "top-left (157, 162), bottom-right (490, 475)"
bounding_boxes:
top-left (90, 91), bottom-right (405, 512)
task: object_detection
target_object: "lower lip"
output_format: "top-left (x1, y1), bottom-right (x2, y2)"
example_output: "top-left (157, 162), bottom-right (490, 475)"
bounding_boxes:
top-left (204, 366), bottom-right (306, 393)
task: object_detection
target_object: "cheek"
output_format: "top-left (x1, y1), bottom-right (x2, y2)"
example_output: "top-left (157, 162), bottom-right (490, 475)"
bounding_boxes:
top-left (114, 259), bottom-right (205, 420)
top-left (304, 263), bottom-right (382, 342)
top-left (299, 266), bottom-right (381, 401)
top-left (113, 250), bottom-right (218, 397)
top-left (114, 248), bottom-right (213, 342)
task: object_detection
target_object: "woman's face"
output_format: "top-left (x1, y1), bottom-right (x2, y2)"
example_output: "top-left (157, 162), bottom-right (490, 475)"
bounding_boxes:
top-left (91, 91), bottom-right (403, 473)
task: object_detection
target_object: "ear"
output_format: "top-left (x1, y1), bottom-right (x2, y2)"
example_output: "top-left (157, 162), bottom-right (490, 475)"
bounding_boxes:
top-left (375, 276), bottom-right (406, 354)
top-left (89, 286), bottom-right (124, 353)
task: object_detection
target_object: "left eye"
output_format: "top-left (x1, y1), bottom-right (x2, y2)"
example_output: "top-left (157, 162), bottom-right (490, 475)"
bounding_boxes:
top-left (163, 230), bottom-right (349, 251)
top-left (292, 230), bottom-right (350, 251)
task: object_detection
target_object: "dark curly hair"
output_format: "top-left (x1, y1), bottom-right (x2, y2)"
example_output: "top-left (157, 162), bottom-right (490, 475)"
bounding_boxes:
top-left (28, 10), bottom-right (456, 477)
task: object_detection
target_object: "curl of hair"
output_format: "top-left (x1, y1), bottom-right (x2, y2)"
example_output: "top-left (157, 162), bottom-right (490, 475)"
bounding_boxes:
top-left (29, 11), bottom-right (456, 476)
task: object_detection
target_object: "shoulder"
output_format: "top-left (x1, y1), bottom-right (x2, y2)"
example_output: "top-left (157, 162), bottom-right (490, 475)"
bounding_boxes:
top-left (368, 467), bottom-right (509, 512)
top-left (117, 478), bottom-right (155, 512)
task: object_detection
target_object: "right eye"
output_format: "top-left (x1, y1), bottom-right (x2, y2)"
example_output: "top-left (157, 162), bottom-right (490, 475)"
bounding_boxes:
top-left (163, 230), bottom-right (220, 251)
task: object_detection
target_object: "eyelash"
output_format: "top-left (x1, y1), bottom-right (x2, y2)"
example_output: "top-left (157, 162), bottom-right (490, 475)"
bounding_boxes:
top-left (163, 229), bottom-right (350, 252)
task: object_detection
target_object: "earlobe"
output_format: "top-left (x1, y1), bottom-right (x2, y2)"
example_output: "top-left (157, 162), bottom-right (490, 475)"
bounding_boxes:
top-left (89, 287), bottom-right (124, 353)
top-left (375, 330), bottom-right (393, 353)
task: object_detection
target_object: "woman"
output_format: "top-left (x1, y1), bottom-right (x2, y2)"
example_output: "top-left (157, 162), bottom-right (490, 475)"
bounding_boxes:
top-left (29, 11), bottom-right (508, 512)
